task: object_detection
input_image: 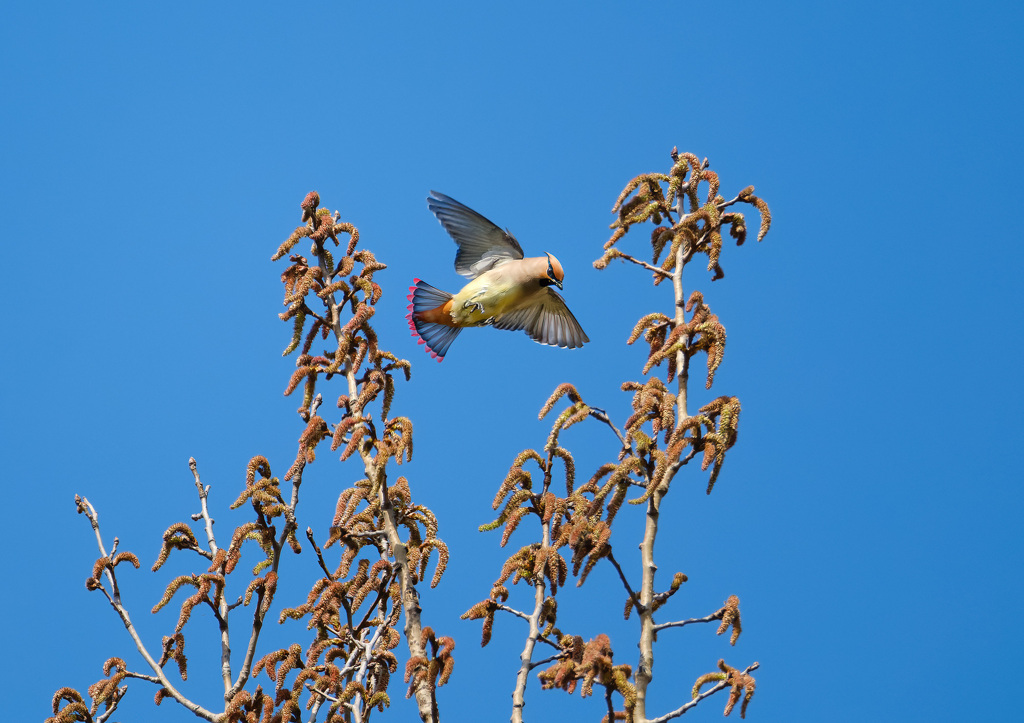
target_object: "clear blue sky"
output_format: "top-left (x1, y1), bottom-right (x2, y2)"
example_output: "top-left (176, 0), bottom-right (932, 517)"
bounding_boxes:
top-left (3, 2), bottom-right (1021, 721)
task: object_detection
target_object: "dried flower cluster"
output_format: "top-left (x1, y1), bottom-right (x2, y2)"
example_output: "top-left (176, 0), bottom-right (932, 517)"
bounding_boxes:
top-left (464, 150), bottom-right (768, 722)
top-left (691, 659), bottom-right (757, 719)
top-left (596, 150), bottom-right (770, 283)
top-left (48, 192), bottom-right (449, 723)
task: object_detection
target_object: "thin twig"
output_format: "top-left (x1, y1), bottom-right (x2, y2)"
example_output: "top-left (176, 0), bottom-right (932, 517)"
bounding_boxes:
top-left (715, 192), bottom-right (745, 211)
top-left (94, 691), bottom-right (126, 723)
top-left (646, 662), bottom-right (760, 723)
top-left (188, 459), bottom-right (233, 698)
top-left (528, 653), bottom-right (561, 671)
top-left (614, 251), bottom-right (675, 279)
top-left (589, 408), bottom-right (630, 454)
top-left (653, 610), bottom-right (722, 633)
top-left (494, 603), bottom-right (531, 622)
top-left (494, 601), bottom-right (560, 651)
top-left (307, 528), bottom-right (335, 580)
top-left (606, 550), bottom-right (644, 615)
top-left (355, 576), bottom-right (394, 631)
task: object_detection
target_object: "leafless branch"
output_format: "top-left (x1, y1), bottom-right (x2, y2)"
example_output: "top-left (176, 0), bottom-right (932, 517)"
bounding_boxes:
top-left (494, 603), bottom-right (531, 622)
top-left (74, 496), bottom-right (218, 721)
top-left (511, 450), bottom-right (557, 723)
top-left (606, 549), bottom-right (644, 616)
top-left (528, 653), bottom-right (561, 671)
top-left (307, 527), bottom-right (335, 580)
top-left (94, 691), bottom-right (126, 723)
top-left (653, 610), bottom-right (722, 633)
top-left (612, 251), bottom-right (675, 279)
top-left (188, 459), bottom-right (233, 698)
top-left (646, 662), bottom-right (760, 723)
top-left (589, 407), bottom-right (631, 454)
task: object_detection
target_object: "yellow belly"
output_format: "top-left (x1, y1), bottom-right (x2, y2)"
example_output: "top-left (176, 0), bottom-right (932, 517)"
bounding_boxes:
top-left (449, 272), bottom-right (538, 326)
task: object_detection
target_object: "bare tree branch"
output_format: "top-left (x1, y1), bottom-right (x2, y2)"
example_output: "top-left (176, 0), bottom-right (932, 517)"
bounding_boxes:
top-left (653, 611), bottom-right (722, 633)
top-left (511, 450), bottom-right (556, 723)
top-left (646, 662), bottom-right (759, 723)
top-left (606, 549), bottom-right (644, 616)
top-left (74, 497), bottom-right (218, 721)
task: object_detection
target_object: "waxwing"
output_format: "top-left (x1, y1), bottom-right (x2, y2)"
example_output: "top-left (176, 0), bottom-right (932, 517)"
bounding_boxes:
top-left (407, 191), bottom-right (589, 360)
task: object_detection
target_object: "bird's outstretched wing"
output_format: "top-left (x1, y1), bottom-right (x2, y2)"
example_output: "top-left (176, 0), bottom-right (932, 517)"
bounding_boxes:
top-left (427, 191), bottom-right (524, 278)
top-left (492, 289), bottom-right (589, 349)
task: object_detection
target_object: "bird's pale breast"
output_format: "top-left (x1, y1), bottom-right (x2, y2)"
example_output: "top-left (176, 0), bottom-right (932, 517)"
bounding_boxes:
top-left (449, 268), bottom-right (542, 326)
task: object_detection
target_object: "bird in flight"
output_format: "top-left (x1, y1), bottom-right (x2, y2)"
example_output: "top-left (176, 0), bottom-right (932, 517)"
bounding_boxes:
top-left (407, 191), bottom-right (589, 361)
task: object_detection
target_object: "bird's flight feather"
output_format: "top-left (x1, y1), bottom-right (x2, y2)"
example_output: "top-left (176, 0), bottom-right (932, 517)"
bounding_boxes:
top-left (427, 191), bottom-right (524, 278)
top-left (491, 289), bottom-right (588, 349)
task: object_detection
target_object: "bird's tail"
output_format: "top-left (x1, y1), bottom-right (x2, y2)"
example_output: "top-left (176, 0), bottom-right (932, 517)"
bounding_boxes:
top-left (407, 279), bottom-right (462, 361)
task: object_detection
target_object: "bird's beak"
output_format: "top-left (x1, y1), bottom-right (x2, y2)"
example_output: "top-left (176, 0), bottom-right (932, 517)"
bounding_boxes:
top-left (554, 278), bottom-right (563, 290)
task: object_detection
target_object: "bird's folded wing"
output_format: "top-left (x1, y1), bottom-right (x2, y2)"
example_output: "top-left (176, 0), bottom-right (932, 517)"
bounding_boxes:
top-left (492, 289), bottom-right (589, 349)
top-left (427, 191), bottom-right (524, 278)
